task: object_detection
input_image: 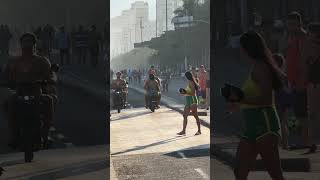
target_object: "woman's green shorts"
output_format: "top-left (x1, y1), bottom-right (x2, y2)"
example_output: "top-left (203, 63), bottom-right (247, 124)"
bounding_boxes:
top-left (241, 107), bottom-right (281, 141)
top-left (186, 96), bottom-right (198, 107)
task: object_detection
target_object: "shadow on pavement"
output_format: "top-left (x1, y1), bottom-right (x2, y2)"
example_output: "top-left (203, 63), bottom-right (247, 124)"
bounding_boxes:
top-left (111, 136), bottom-right (192, 156)
top-left (164, 145), bottom-right (210, 159)
top-left (110, 111), bottom-right (151, 122)
top-left (3, 159), bottom-right (108, 180)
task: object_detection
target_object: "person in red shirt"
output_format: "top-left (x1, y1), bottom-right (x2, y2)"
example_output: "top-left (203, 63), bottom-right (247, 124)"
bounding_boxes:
top-left (301, 22), bottom-right (320, 153)
top-left (198, 65), bottom-right (207, 104)
top-left (286, 12), bottom-right (309, 149)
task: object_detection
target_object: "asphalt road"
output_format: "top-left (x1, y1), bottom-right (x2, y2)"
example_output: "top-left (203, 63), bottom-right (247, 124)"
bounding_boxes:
top-left (0, 83), bottom-right (108, 155)
top-left (113, 149), bottom-right (210, 180)
top-left (54, 83), bottom-right (108, 146)
top-left (211, 156), bottom-right (320, 180)
top-left (111, 89), bottom-right (210, 180)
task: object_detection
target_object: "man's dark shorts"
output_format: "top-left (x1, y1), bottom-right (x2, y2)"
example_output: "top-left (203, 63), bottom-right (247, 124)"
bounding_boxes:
top-left (292, 90), bottom-right (308, 118)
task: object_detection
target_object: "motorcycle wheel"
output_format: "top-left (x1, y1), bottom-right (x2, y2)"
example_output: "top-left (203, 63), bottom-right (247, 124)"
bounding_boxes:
top-left (24, 150), bottom-right (34, 163)
top-left (150, 105), bottom-right (155, 112)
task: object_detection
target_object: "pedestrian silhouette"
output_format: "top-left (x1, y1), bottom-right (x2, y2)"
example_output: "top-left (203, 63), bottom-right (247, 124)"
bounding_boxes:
top-left (0, 167), bottom-right (4, 176)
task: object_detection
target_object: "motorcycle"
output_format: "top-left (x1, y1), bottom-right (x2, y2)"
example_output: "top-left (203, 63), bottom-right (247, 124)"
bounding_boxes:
top-left (112, 89), bottom-right (125, 113)
top-left (147, 91), bottom-right (158, 112)
top-left (7, 80), bottom-right (55, 162)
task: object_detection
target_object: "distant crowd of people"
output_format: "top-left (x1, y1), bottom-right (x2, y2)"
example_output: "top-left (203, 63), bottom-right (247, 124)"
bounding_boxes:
top-left (0, 25), bottom-right (13, 55)
top-left (0, 23), bottom-right (108, 69)
top-left (111, 64), bottom-right (210, 110)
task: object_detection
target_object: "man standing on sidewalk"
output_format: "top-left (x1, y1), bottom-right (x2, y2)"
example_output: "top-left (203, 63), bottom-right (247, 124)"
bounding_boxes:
top-left (198, 65), bottom-right (207, 107)
top-left (74, 25), bottom-right (89, 65)
top-left (88, 25), bottom-right (101, 68)
top-left (55, 26), bottom-right (71, 66)
top-left (286, 12), bottom-right (309, 149)
top-left (301, 22), bottom-right (320, 153)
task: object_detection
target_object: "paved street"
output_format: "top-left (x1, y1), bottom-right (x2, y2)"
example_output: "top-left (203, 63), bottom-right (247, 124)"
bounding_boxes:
top-left (0, 68), bottom-right (109, 179)
top-left (111, 91), bottom-right (210, 180)
top-left (0, 146), bottom-right (108, 180)
top-left (211, 156), bottom-right (320, 180)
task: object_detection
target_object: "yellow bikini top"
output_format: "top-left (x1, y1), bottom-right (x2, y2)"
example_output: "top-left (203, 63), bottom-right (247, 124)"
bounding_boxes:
top-left (241, 72), bottom-right (275, 109)
top-left (184, 84), bottom-right (194, 96)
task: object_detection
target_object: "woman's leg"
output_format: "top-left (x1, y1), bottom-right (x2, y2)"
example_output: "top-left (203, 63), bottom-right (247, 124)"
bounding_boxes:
top-left (280, 109), bottom-right (289, 149)
top-left (206, 88), bottom-right (210, 110)
top-left (190, 104), bottom-right (201, 135)
top-left (177, 106), bottom-right (190, 135)
top-left (234, 139), bottom-right (258, 180)
top-left (257, 134), bottom-right (285, 180)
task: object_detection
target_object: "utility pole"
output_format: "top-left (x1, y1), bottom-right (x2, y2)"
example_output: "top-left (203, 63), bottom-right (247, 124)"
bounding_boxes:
top-left (156, 0), bottom-right (157, 37)
top-left (166, 0), bottom-right (168, 32)
top-left (138, 17), bottom-right (143, 42)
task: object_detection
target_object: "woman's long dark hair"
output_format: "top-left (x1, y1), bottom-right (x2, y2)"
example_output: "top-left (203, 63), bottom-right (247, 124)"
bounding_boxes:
top-left (240, 31), bottom-right (287, 90)
top-left (185, 71), bottom-right (199, 91)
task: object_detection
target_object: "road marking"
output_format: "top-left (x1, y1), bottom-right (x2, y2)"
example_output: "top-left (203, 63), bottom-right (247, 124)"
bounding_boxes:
top-left (57, 134), bottom-right (65, 139)
top-left (177, 152), bottom-right (187, 159)
top-left (194, 168), bottom-right (209, 179)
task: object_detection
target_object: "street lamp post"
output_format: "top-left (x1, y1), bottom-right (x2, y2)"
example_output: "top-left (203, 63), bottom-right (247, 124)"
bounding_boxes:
top-left (166, 0), bottom-right (168, 32)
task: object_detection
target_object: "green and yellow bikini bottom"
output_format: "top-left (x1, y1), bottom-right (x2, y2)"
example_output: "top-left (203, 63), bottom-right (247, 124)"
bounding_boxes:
top-left (241, 106), bottom-right (281, 141)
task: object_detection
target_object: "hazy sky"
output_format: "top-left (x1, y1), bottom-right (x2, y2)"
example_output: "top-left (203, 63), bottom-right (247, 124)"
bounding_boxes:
top-left (111, 0), bottom-right (156, 20)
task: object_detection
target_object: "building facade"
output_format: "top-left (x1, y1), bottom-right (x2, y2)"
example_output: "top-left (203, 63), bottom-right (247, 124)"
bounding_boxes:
top-left (156, 0), bottom-right (183, 36)
top-left (111, 1), bottom-right (156, 58)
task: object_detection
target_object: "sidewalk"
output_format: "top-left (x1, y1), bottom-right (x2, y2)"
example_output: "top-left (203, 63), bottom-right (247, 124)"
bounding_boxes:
top-left (129, 83), bottom-right (210, 129)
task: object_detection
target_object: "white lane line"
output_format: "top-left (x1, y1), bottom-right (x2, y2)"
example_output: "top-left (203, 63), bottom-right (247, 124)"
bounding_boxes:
top-left (177, 152), bottom-right (187, 159)
top-left (194, 168), bottom-right (209, 179)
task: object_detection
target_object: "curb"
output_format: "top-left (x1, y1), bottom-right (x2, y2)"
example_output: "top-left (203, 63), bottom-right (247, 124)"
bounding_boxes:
top-left (128, 85), bottom-right (210, 129)
top-left (211, 142), bottom-right (311, 172)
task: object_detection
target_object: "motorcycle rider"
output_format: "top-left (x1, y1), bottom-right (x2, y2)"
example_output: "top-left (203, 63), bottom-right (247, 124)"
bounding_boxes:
top-left (3, 32), bottom-right (55, 148)
top-left (111, 71), bottom-right (128, 108)
top-left (144, 73), bottom-right (161, 109)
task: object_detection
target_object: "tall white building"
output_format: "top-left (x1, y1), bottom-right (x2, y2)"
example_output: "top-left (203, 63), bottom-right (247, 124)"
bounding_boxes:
top-left (156, 0), bottom-right (183, 36)
top-left (111, 1), bottom-right (156, 57)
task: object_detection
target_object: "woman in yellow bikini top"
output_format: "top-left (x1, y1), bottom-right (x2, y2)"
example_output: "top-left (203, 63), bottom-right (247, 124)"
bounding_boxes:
top-left (177, 71), bottom-right (201, 136)
top-left (229, 31), bottom-right (286, 180)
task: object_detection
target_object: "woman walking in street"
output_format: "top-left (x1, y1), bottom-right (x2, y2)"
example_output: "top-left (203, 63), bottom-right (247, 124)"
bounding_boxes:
top-left (227, 31), bottom-right (286, 180)
top-left (177, 71), bottom-right (201, 136)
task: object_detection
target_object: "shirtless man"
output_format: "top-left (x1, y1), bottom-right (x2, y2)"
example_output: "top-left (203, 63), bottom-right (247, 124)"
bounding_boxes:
top-left (144, 73), bottom-right (160, 108)
top-left (3, 33), bottom-right (54, 147)
top-left (111, 71), bottom-right (128, 107)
